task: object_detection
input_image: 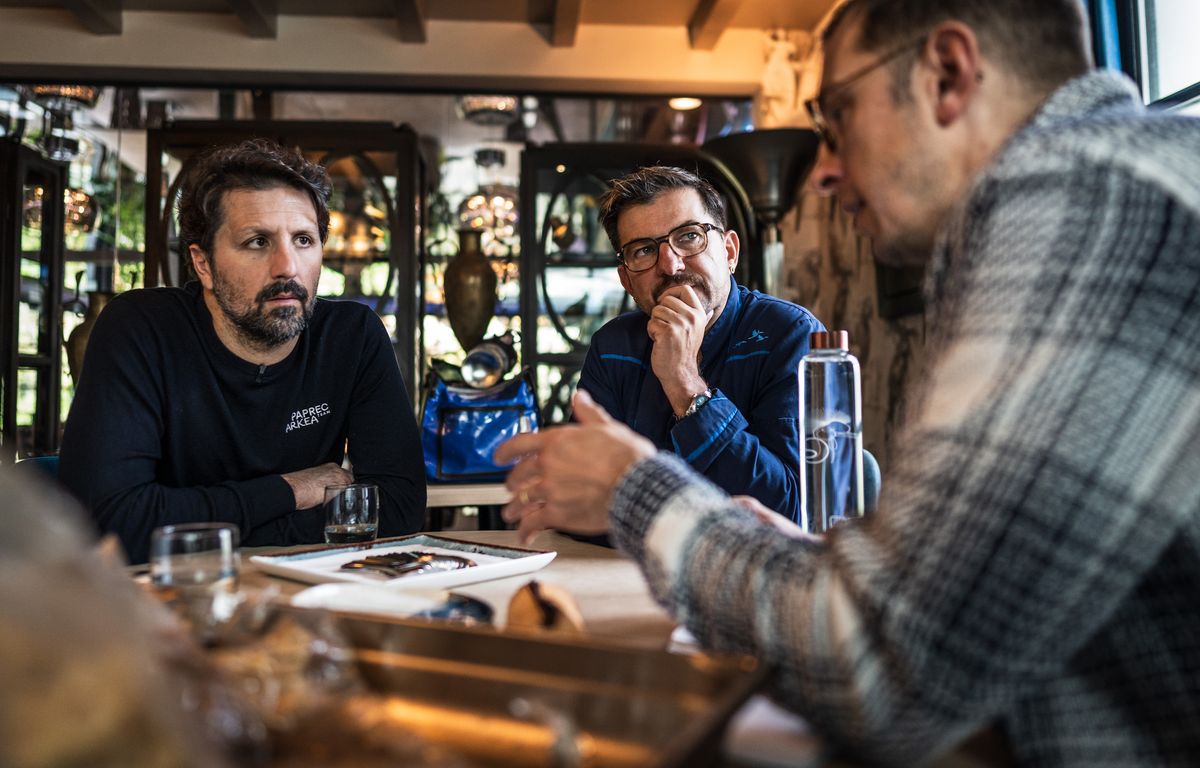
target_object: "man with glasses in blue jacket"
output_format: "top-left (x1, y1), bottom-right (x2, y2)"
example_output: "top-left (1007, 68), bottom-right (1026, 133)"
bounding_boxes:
top-left (576, 165), bottom-right (826, 525)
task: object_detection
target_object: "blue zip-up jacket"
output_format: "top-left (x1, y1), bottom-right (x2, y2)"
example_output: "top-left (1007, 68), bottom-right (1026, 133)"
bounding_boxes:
top-left (578, 277), bottom-right (823, 523)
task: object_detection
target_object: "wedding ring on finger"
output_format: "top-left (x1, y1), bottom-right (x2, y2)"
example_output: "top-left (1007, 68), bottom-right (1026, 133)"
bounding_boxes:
top-left (518, 488), bottom-right (530, 504)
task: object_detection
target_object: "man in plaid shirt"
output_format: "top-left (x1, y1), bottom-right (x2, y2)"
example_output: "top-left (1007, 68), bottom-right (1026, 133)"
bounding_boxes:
top-left (498, 0), bottom-right (1200, 764)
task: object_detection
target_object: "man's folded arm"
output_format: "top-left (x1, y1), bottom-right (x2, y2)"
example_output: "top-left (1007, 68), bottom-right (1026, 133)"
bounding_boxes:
top-left (85, 473), bottom-right (298, 563)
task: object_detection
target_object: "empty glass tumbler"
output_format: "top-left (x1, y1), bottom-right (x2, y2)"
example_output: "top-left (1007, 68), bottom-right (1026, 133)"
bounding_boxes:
top-left (149, 522), bottom-right (240, 636)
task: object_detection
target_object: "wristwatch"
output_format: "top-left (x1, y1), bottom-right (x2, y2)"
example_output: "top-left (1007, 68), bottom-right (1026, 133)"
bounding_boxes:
top-left (681, 388), bottom-right (713, 420)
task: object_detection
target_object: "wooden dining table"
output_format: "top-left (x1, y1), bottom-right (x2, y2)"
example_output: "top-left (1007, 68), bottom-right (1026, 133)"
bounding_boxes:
top-left (240, 530), bottom-right (1007, 768)
top-left (238, 528), bottom-right (839, 766)
top-left (243, 529), bottom-right (678, 648)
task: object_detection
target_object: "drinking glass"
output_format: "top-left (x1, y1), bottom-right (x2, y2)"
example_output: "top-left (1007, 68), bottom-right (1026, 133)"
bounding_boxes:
top-left (324, 483), bottom-right (380, 544)
top-left (149, 522), bottom-right (240, 635)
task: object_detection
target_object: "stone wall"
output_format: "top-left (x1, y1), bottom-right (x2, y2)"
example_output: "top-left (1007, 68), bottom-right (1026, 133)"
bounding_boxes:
top-left (775, 191), bottom-right (928, 472)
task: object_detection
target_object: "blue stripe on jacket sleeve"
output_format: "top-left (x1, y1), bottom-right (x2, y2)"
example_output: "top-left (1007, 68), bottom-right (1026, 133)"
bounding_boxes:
top-left (672, 407), bottom-right (739, 463)
top-left (600, 353), bottom-right (647, 368)
top-left (725, 349), bottom-right (770, 364)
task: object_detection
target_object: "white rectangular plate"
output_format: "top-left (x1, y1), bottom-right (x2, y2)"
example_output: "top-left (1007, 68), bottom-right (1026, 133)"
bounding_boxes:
top-left (250, 534), bottom-right (555, 589)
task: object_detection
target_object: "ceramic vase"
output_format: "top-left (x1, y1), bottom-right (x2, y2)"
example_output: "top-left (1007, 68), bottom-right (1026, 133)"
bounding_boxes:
top-left (443, 229), bottom-right (497, 352)
top-left (65, 291), bottom-right (112, 385)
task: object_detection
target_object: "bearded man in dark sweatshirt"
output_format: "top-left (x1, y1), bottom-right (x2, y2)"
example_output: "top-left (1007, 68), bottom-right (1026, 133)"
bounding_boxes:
top-left (60, 139), bottom-right (425, 563)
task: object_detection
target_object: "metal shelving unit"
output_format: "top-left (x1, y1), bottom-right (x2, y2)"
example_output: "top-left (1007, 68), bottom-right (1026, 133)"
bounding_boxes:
top-left (0, 140), bottom-right (66, 462)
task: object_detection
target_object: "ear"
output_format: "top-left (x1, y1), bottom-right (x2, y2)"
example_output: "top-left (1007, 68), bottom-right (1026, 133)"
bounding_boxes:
top-left (190, 244), bottom-right (215, 290)
top-left (923, 21), bottom-right (983, 127)
top-left (617, 264), bottom-right (633, 295)
top-left (723, 229), bottom-right (740, 273)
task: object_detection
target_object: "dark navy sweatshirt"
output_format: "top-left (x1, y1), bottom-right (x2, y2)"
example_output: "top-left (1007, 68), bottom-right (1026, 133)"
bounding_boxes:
top-left (60, 282), bottom-right (426, 563)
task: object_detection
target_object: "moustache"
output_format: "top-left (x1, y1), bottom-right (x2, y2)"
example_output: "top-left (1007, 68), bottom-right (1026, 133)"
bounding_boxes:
top-left (651, 273), bottom-right (706, 304)
top-left (257, 280), bottom-right (310, 305)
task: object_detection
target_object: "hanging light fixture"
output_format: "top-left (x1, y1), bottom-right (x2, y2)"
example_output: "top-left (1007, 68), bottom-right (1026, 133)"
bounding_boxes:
top-left (668, 96), bottom-right (703, 111)
top-left (456, 95), bottom-right (519, 126)
top-left (456, 148), bottom-right (518, 257)
top-left (30, 85), bottom-right (100, 162)
top-left (30, 85), bottom-right (100, 109)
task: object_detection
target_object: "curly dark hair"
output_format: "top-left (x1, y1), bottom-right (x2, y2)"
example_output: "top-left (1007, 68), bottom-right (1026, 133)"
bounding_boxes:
top-left (597, 166), bottom-right (728, 253)
top-left (176, 138), bottom-right (331, 262)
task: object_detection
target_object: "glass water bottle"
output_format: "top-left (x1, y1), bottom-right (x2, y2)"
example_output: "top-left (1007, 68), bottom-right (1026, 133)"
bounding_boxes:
top-left (799, 330), bottom-right (865, 533)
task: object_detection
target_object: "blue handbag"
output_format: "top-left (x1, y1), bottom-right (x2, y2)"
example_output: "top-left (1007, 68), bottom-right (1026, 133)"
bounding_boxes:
top-left (420, 368), bottom-right (539, 482)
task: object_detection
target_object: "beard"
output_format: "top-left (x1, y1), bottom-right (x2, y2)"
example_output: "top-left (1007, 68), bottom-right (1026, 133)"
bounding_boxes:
top-left (635, 272), bottom-right (716, 315)
top-left (872, 242), bottom-right (931, 269)
top-left (870, 230), bottom-right (938, 269)
top-left (211, 268), bottom-right (315, 350)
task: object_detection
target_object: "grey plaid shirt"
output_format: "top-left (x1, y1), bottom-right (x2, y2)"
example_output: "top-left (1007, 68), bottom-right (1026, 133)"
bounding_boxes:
top-left (610, 71), bottom-right (1200, 766)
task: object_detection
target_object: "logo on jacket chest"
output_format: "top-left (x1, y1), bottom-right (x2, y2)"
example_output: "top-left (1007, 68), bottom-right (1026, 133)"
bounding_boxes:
top-left (286, 402), bottom-right (331, 433)
top-left (732, 329), bottom-right (768, 348)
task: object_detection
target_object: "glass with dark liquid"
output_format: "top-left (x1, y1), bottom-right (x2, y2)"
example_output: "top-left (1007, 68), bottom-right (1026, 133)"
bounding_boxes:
top-left (324, 483), bottom-right (379, 544)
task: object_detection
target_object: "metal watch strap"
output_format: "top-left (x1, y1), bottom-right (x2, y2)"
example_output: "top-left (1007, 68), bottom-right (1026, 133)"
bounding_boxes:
top-left (682, 388), bottom-right (713, 419)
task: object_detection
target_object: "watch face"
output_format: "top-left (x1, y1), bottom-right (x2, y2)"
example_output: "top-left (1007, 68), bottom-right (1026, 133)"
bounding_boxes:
top-left (685, 390), bottom-right (712, 418)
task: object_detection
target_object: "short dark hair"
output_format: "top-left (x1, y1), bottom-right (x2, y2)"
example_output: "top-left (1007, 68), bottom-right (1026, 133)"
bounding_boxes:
top-left (597, 166), bottom-right (728, 252)
top-left (177, 138), bottom-right (331, 260)
top-left (821, 0), bottom-right (1093, 98)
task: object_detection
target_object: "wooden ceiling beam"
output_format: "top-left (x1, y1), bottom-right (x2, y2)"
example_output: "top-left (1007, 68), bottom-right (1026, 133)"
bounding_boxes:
top-left (63, 0), bottom-right (122, 35)
top-left (394, 0), bottom-right (427, 43)
top-left (550, 0), bottom-right (581, 48)
top-left (687, 0), bottom-right (741, 50)
top-left (226, 0), bottom-right (277, 39)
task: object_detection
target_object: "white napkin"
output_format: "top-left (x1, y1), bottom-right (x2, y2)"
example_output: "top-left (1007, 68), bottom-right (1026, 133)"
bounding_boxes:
top-left (291, 582), bottom-right (451, 617)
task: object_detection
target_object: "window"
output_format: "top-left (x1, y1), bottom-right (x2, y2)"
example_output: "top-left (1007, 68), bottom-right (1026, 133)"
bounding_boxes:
top-left (1132, 0), bottom-right (1200, 109)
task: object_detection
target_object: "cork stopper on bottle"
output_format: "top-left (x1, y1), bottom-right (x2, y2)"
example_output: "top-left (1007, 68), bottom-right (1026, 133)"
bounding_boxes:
top-left (809, 330), bottom-right (850, 351)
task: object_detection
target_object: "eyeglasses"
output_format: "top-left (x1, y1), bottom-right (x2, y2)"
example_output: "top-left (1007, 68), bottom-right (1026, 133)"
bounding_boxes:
top-left (805, 37), bottom-right (926, 152)
top-left (617, 221), bottom-right (724, 273)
